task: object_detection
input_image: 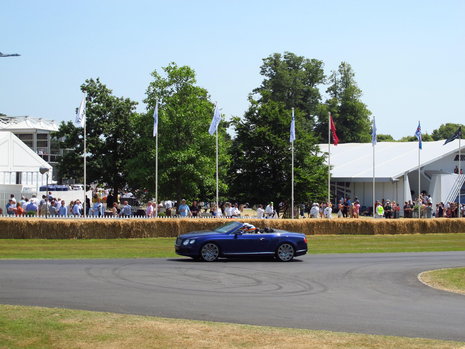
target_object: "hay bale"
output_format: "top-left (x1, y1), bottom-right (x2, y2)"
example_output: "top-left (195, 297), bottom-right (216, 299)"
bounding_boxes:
top-left (1, 217), bottom-right (465, 239)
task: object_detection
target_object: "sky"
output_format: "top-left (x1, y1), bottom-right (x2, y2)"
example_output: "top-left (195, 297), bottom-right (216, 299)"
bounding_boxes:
top-left (1, 0), bottom-right (464, 140)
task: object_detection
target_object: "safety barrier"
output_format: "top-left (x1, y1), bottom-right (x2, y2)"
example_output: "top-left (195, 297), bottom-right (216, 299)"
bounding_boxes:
top-left (1, 217), bottom-right (465, 239)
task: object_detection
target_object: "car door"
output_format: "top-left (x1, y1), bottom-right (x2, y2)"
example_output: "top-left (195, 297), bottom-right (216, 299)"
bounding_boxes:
top-left (224, 232), bottom-right (273, 255)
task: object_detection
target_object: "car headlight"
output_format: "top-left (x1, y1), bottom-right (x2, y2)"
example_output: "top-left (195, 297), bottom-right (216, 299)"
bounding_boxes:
top-left (182, 239), bottom-right (196, 246)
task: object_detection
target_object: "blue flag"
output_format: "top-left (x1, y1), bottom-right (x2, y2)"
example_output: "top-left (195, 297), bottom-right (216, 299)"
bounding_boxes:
top-left (415, 121), bottom-right (422, 150)
top-left (371, 117), bottom-right (377, 146)
top-left (290, 109), bottom-right (295, 143)
top-left (152, 100), bottom-right (158, 137)
top-left (208, 104), bottom-right (221, 135)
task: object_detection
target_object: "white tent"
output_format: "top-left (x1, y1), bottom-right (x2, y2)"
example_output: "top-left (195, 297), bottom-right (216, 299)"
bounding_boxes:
top-left (319, 140), bottom-right (465, 212)
top-left (0, 131), bottom-right (53, 208)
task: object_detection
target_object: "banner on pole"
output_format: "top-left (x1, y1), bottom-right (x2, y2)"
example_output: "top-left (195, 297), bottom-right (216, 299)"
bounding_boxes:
top-left (75, 96), bottom-right (86, 128)
top-left (444, 126), bottom-right (462, 145)
top-left (330, 114), bottom-right (339, 145)
top-left (208, 104), bottom-right (221, 135)
top-left (153, 100), bottom-right (159, 137)
top-left (290, 109), bottom-right (295, 143)
top-left (371, 117), bottom-right (377, 146)
top-left (415, 121), bottom-right (422, 150)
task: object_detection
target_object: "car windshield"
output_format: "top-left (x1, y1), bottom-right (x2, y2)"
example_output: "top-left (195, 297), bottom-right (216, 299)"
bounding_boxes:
top-left (214, 221), bottom-right (243, 234)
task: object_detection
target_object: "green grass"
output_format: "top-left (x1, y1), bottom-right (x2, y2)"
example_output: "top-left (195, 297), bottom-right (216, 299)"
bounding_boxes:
top-left (0, 233), bottom-right (464, 259)
top-left (421, 267), bottom-right (465, 295)
top-left (0, 305), bottom-right (463, 349)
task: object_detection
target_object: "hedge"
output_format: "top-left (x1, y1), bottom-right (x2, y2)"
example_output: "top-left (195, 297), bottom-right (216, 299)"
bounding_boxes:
top-left (1, 218), bottom-right (465, 239)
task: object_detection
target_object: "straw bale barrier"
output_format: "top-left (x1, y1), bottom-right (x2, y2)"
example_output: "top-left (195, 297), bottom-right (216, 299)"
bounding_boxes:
top-left (1, 218), bottom-right (465, 239)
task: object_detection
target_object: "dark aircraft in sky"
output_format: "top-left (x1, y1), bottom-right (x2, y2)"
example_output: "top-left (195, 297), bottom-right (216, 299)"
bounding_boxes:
top-left (0, 52), bottom-right (20, 57)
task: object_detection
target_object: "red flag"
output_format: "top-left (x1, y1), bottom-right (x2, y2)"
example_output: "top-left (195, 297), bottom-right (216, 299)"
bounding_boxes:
top-left (330, 114), bottom-right (339, 145)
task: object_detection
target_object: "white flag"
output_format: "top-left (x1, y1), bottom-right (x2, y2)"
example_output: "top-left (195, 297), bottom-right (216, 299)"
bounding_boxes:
top-left (289, 109), bottom-right (295, 143)
top-left (75, 96), bottom-right (86, 127)
top-left (208, 104), bottom-right (221, 135)
top-left (153, 100), bottom-right (158, 137)
top-left (371, 117), bottom-right (377, 146)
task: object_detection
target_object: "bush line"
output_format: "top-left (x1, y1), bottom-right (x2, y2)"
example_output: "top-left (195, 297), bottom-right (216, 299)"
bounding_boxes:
top-left (1, 218), bottom-right (465, 239)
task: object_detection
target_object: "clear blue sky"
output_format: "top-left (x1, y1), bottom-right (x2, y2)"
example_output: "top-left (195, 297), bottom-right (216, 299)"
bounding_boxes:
top-left (2, 0), bottom-right (464, 139)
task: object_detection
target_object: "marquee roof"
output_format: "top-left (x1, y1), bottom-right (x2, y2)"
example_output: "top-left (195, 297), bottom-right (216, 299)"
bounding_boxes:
top-left (318, 140), bottom-right (465, 182)
top-left (0, 131), bottom-right (52, 173)
top-left (0, 116), bottom-right (59, 132)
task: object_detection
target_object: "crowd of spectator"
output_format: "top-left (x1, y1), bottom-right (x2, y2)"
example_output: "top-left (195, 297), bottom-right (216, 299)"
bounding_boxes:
top-left (4, 190), bottom-right (465, 219)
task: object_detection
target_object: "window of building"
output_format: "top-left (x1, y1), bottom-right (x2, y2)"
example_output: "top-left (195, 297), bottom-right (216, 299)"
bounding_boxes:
top-left (16, 172), bottom-right (22, 184)
top-left (16, 133), bottom-right (33, 147)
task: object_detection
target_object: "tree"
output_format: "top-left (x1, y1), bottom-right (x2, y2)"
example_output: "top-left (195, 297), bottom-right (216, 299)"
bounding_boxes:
top-left (398, 133), bottom-right (434, 142)
top-left (127, 63), bottom-right (230, 203)
top-left (377, 134), bottom-right (395, 142)
top-left (253, 52), bottom-right (325, 124)
top-left (54, 79), bottom-right (138, 196)
top-left (230, 100), bottom-right (326, 206)
top-left (431, 123), bottom-right (465, 141)
top-left (52, 121), bottom-right (83, 182)
top-left (230, 52), bottom-right (328, 207)
top-left (316, 62), bottom-right (372, 143)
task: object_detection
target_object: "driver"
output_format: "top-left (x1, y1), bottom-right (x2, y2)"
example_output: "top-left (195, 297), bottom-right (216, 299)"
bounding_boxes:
top-left (240, 223), bottom-right (259, 234)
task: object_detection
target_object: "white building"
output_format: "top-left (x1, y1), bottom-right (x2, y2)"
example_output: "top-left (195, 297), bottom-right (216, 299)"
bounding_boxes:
top-left (0, 115), bottom-right (59, 163)
top-left (320, 140), bottom-right (465, 213)
top-left (0, 131), bottom-right (53, 209)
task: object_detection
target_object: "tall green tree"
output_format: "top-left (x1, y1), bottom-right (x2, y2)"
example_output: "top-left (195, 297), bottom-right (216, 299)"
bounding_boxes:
top-left (230, 100), bottom-right (326, 206)
top-left (230, 52), bottom-right (327, 207)
top-left (253, 52), bottom-right (325, 123)
top-left (54, 79), bottom-right (138, 196)
top-left (316, 62), bottom-right (372, 143)
top-left (127, 63), bottom-right (230, 202)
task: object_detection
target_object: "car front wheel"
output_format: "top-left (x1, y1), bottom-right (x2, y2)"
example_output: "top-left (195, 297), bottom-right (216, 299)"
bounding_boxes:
top-left (276, 243), bottom-right (295, 262)
top-left (200, 242), bottom-right (220, 262)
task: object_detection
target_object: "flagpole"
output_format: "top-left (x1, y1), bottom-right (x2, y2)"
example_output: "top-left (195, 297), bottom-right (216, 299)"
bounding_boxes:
top-left (459, 137), bottom-right (461, 218)
top-left (155, 130), bottom-right (158, 217)
top-left (328, 112), bottom-right (331, 205)
top-left (291, 108), bottom-right (295, 219)
top-left (372, 117), bottom-right (376, 218)
top-left (418, 137), bottom-right (421, 219)
top-left (83, 119), bottom-right (87, 218)
top-left (216, 125), bottom-right (219, 211)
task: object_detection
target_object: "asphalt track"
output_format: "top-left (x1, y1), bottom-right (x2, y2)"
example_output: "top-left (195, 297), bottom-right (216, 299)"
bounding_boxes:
top-left (1, 252), bottom-right (465, 341)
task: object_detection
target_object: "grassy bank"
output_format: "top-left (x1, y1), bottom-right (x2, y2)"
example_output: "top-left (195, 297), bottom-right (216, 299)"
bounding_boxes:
top-left (0, 233), bottom-right (465, 259)
top-left (420, 267), bottom-right (465, 295)
top-left (0, 305), bottom-right (463, 349)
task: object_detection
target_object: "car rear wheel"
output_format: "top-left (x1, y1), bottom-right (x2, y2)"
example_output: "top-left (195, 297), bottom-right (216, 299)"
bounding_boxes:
top-left (276, 243), bottom-right (295, 262)
top-left (200, 243), bottom-right (220, 262)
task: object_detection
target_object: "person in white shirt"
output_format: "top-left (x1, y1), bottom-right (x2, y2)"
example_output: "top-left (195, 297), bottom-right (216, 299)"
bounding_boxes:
top-left (310, 203), bottom-right (320, 218)
top-left (146, 201), bottom-right (154, 217)
top-left (265, 202), bottom-right (274, 218)
top-left (164, 200), bottom-right (173, 216)
top-left (324, 204), bottom-right (333, 218)
top-left (256, 204), bottom-right (265, 219)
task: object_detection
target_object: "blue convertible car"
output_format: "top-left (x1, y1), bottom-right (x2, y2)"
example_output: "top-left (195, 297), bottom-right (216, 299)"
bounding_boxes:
top-left (175, 221), bottom-right (307, 262)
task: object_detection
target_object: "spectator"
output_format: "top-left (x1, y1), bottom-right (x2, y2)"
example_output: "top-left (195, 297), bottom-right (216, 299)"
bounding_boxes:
top-left (190, 200), bottom-right (200, 217)
top-left (426, 202), bottom-right (433, 218)
top-left (120, 200), bottom-right (132, 217)
top-left (25, 200), bottom-right (38, 216)
top-left (178, 199), bottom-right (191, 217)
top-left (310, 203), bottom-right (319, 218)
top-left (256, 204), bottom-right (265, 219)
top-left (58, 200), bottom-right (68, 216)
top-left (265, 202), bottom-right (275, 219)
top-left (324, 203), bottom-right (333, 218)
top-left (164, 200), bottom-right (173, 216)
top-left (146, 201), bottom-right (154, 217)
top-left (14, 202), bottom-right (25, 216)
